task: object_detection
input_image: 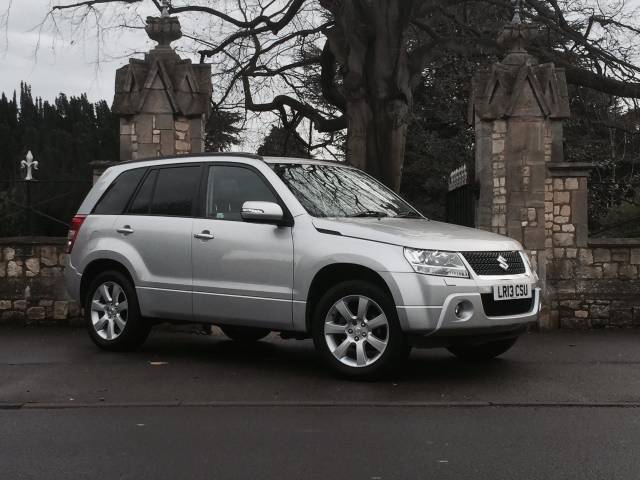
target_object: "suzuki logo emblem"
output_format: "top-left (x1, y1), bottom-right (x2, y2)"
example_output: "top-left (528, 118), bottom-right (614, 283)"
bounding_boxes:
top-left (497, 255), bottom-right (509, 271)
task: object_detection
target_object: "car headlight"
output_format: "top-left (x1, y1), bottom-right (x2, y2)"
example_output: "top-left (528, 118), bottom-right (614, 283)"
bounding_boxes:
top-left (403, 248), bottom-right (469, 278)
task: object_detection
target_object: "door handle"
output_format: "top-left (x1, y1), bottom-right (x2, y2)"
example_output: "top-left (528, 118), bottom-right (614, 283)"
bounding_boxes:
top-left (117, 225), bottom-right (134, 234)
top-left (194, 230), bottom-right (214, 240)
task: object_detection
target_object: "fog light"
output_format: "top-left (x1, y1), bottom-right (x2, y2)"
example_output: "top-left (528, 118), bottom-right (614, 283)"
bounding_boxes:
top-left (454, 300), bottom-right (474, 321)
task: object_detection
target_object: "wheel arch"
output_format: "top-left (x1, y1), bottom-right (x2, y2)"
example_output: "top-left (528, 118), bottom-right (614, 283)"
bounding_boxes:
top-left (80, 258), bottom-right (136, 305)
top-left (305, 263), bottom-right (395, 333)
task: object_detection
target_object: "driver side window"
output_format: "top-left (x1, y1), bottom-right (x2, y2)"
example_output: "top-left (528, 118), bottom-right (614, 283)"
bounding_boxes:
top-left (205, 165), bottom-right (278, 221)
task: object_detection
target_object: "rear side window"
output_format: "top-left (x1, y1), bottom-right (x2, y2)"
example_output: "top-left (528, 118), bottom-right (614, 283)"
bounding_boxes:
top-left (149, 166), bottom-right (201, 217)
top-left (128, 170), bottom-right (157, 215)
top-left (93, 168), bottom-right (146, 215)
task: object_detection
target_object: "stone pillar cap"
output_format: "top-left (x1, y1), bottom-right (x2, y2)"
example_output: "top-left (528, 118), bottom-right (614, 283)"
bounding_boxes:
top-left (548, 162), bottom-right (595, 177)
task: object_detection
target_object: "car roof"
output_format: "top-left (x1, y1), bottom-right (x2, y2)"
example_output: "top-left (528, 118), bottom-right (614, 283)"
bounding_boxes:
top-left (118, 152), bottom-right (261, 166)
top-left (116, 152), bottom-right (345, 169)
top-left (262, 156), bottom-right (345, 167)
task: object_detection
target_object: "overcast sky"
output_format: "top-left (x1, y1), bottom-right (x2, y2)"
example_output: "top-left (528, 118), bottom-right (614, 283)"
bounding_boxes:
top-left (0, 0), bottom-right (292, 153)
top-left (1, 0), bottom-right (638, 157)
top-left (3, 0), bottom-right (640, 106)
top-left (0, 0), bottom-right (161, 103)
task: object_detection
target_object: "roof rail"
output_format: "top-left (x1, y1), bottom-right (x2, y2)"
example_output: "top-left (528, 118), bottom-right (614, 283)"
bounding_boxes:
top-left (119, 152), bottom-right (263, 165)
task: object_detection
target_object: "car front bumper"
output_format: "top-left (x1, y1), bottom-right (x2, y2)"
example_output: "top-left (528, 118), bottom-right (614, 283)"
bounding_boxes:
top-left (380, 271), bottom-right (540, 337)
top-left (397, 288), bottom-right (539, 336)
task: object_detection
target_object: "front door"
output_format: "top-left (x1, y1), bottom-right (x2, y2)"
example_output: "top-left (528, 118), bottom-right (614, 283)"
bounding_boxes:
top-left (192, 164), bottom-right (294, 329)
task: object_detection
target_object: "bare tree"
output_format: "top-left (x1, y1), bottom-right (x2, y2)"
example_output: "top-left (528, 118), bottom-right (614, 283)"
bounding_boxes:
top-left (49, 0), bottom-right (640, 190)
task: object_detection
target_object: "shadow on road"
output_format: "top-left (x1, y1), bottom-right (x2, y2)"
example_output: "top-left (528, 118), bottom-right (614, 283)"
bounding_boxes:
top-left (128, 329), bottom-right (521, 384)
top-left (2, 326), bottom-right (640, 405)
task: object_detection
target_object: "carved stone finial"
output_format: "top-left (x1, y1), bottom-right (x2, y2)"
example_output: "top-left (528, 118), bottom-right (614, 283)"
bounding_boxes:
top-left (160, 0), bottom-right (170, 18)
top-left (498, 0), bottom-right (538, 65)
top-left (145, 4), bottom-right (181, 54)
top-left (20, 150), bottom-right (38, 181)
top-left (511, 0), bottom-right (522, 24)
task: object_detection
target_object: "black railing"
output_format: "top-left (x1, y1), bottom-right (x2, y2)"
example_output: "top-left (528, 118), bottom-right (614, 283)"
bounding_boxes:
top-left (0, 180), bottom-right (93, 237)
top-left (446, 184), bottom-right (475, 227)
top-left (446, 165), bottom-right (476, 227)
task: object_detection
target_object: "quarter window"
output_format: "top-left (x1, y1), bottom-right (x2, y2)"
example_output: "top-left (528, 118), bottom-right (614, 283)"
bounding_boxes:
top-left (205, 165), bottom-right (278, 221)
top-left (93, 168), bottom-right (146, 215)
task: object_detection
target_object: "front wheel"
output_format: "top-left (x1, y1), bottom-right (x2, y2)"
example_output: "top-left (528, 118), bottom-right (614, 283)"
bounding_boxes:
top-left (84, 270), bottom-right (150, 351)
top-left (312, 280), bottom-right (409, 379)
top-left (447, 337), bottom-right (518, 361)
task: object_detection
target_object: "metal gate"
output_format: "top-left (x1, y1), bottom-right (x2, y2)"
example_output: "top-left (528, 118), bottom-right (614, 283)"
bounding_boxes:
top-left (446, 164), bottom-right (475, 227)
top-left (0, 180), bottom-right (93, 237)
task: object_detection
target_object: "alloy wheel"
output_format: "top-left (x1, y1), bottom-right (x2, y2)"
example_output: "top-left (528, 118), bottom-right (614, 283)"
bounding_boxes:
top-left (90, 281), bottom-right (128, 340)
top-left (324, 294), bottom-right (389, 368)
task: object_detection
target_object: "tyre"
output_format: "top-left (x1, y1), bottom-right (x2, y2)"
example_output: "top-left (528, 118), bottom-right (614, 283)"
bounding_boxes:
top-left (447, 337), bottom-right (518, 361)
top-left (312, 280), bottom-right (409, 379)
top-left (84, 270), bottom-right (151, 351)
top-left (220, 325), bottom-right (270, 342)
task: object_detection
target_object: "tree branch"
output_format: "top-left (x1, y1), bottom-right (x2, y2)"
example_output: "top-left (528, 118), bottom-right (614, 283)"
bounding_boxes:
top-left (170, 0), bottom-right (305, 34)
top-left (52, 0), bottom-right (141, 10)
top-left (242, 73), bottom-right (345, 132)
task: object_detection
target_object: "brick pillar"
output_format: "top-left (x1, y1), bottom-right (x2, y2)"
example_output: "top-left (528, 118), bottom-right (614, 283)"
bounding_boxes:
top-left (470, 18), bottom-right (571, 328)
top-left (112, 13), bottom-right (211, 161)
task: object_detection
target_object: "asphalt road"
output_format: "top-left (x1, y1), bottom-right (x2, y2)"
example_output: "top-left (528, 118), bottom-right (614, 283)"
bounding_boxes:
top-left (1, 326), bottom-right (640, 479)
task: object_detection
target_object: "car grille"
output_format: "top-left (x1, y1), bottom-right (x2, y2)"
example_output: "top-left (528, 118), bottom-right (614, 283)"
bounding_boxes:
top-left (461, 251), bottom-right (526, 276)
top-left (481, 292), bottom-right (535, 317)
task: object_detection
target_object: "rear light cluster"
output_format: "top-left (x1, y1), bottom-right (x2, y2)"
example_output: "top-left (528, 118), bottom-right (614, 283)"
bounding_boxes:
top-left (66, 215), bottom-right (86, 254)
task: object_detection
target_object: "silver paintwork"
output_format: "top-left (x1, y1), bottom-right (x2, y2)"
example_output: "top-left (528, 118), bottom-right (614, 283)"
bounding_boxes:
top-left (324, 295), bottom-right (389, 368)
top-left (65, 154), bottom-right (539, 344)
top-left (90, 281), bottom-right (128, 340)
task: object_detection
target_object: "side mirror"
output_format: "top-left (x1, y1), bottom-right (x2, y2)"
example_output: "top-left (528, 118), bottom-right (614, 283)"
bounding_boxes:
top-left (241, 201), bottom-right (285, 223)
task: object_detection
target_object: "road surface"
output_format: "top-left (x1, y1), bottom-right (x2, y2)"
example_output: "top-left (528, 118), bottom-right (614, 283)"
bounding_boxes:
top-left (1, 326), bottom-right (639, 479)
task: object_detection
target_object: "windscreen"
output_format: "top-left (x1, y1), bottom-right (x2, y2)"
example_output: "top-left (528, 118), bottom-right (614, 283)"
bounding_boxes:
top-left (271, 163), bottom-right (421, 218)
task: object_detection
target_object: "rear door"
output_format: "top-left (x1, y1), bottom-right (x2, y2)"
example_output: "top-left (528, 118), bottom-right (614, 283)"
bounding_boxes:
top-left (115, 164), bottom-right (202, 320)
top-left (192, 163), bottom-right (294, 329)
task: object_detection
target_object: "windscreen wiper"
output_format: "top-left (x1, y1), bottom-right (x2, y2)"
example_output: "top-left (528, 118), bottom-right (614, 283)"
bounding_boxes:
top-left (395, 210), bottom-right (423, 218)
top-left (349, 210), bottom-right (388, 218)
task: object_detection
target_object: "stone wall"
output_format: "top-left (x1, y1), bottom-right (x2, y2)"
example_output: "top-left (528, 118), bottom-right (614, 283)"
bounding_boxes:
top-left (0, 238), bottom-right (80, 324)
top-left (539, 167), bottom-right (640, 328)
top-left (547, 239), bottom-right (640, 328)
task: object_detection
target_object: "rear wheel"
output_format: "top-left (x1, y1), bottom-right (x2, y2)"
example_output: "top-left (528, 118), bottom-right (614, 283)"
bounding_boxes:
top-left (220, 326), bottom-right (270, 342)
top-left (312, 280), bottom-right (409, 379)
top-left (84, 270), bottom-right (150, 351)
top-left (447, 337), bottom-right (518, 361)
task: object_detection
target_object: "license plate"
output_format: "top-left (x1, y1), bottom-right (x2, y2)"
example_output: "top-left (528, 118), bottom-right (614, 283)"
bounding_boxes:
top-left (493, 283), bottom-right (532, 301)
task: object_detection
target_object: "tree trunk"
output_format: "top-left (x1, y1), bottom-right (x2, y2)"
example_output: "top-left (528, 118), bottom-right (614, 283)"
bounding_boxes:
top-left (325, 0), bottom-right (413, 191)
top-left (345, 98), bottom-right (409, 191)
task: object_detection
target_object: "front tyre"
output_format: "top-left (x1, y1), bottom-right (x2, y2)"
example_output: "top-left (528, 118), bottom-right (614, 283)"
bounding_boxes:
top-left (84, 270), bottom-right (150, 351)
top-left (447, 337), bottom-right (518, 361)
top-left (312, 280), bottom-right (409, 379)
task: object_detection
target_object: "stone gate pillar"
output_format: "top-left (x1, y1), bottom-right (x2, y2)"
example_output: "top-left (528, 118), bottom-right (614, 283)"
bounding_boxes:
top-left (470, 15), bottom-right (571, 328)
top-left (112, 11), bottom-right (211, 160)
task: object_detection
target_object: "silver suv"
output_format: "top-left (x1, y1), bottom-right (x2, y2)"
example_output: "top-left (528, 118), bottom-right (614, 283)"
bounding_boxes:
top-left (65, 154), bottom-right (539, 378)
